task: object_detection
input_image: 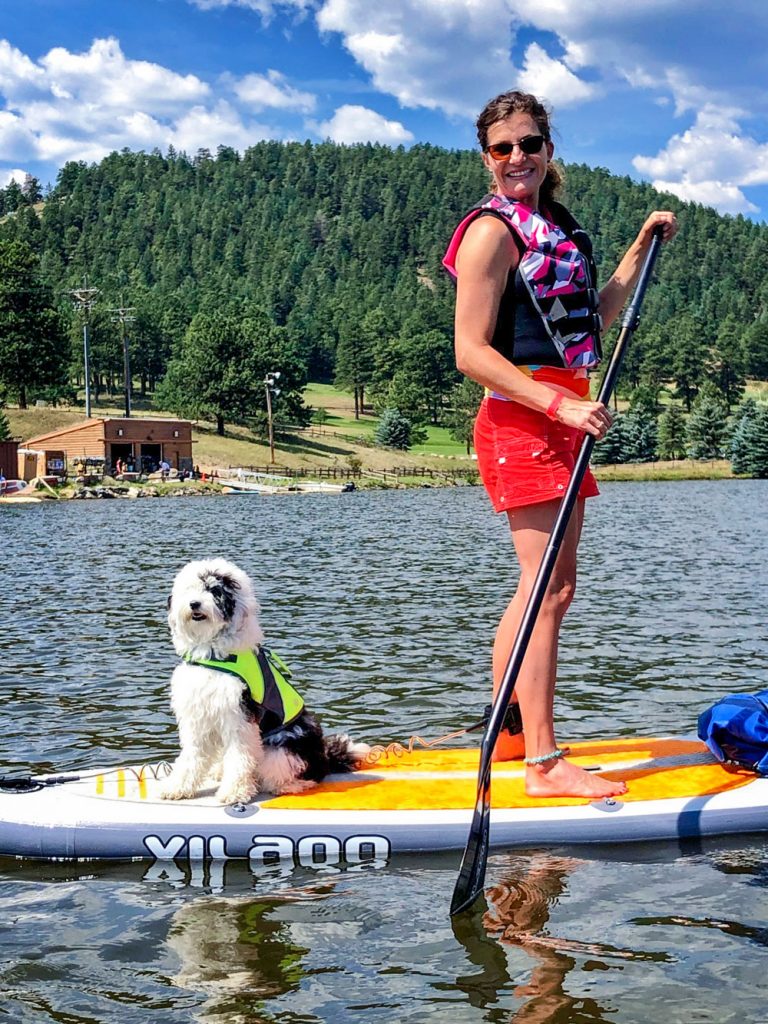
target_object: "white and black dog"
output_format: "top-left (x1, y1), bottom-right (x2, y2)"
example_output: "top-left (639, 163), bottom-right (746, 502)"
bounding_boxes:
top-left (161, 558), bottom-right (369, 805)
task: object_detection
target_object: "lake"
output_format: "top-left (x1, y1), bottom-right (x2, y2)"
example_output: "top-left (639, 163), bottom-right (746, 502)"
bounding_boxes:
top-left (1, 481), bottom-right (767, 1023)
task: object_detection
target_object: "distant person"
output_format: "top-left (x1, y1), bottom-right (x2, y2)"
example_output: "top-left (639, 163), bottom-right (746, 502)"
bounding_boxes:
top-left (160, 459), bottom-right (170, 480)
top-left (444, 89), bottom-right (677, 799)
top-left (115, 458), bottom-right (124, 477)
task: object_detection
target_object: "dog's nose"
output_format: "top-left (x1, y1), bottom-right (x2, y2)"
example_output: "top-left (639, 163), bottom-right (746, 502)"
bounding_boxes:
top-left (189, 601), bottom-right (202, 611)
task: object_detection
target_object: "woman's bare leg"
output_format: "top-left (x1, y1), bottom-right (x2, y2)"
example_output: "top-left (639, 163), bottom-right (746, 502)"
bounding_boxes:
top-left (491, 498), bottom-right (626, 799)
top-left (491, 499), bottom-right (581, 761)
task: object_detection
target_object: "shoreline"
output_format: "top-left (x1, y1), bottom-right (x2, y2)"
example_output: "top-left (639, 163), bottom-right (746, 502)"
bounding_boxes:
top-left (1, 459), bottom-right (746, 503)
top-left (5, 403), bottom-right (743, 490)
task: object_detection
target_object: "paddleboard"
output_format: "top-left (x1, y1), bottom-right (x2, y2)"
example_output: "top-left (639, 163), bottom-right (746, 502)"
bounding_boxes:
top-left (1, 736), bottom-right (765, 866)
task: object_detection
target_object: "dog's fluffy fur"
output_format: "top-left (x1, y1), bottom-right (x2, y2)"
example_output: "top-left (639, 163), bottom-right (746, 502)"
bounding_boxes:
top-left (160, 558), bottom-right (369, 805)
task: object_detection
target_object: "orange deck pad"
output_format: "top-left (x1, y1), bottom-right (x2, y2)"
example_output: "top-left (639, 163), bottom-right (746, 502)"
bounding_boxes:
top-left (264, 737), bottom-right (754, 811)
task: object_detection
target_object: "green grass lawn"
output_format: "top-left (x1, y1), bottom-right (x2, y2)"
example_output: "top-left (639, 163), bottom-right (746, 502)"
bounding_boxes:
top-left (303, 382), bottom-right (470, 458)
top-left (410, 425), bottom-right (470, 458)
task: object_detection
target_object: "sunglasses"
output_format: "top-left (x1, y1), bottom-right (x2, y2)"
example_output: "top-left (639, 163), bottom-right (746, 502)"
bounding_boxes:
top-left (485, 135), bottom-right (546, 161)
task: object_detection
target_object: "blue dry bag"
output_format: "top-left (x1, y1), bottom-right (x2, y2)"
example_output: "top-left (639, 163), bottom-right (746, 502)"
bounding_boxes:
top-left (698, 691), bottom-right (768, 775)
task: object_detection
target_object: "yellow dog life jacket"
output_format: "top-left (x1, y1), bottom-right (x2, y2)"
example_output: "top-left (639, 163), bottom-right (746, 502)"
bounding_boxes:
top-left (183, 646), bottom-right (305, 728)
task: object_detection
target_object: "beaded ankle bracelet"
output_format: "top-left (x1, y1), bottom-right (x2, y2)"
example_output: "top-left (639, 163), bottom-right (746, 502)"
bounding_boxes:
top-left (524, 748), bottom-right (564, 766)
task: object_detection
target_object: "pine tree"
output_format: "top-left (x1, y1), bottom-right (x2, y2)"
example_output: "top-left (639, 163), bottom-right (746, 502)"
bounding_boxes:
top-left (155, 307), bottom-right (305, 435)
top-left (730, 398), bottom-right (768, 477)
top-left (750, 404), bottom-right (768, 477)
top-left (706, 313), bottom-right (745, 410)
top-left (375, 408), bottom-right (414, 450)
top-left (382, 328), bottom-right (457, 425)
top-left (742, 318), bottom-right (768, 380)
top-left (685, 383), bottom-right (730, 459)
top-left (638, 323), bottom-right (671, 393)
top-left (334, 307), bottom-right (377, 419)
top-left (0, 404), bottom-right (11, 441)
top-left (21, 174), bottom-right (43, 205)
top-left (591, 412), bottom-right (629, 465)
top-left (657, 404), bottom-right (687, 460)
top-left (0, 240), bottom-right (68, 408)
top-left (672, 313), bottom-right (706, 411)
top-left (622, 405), bottom-right (658, 462)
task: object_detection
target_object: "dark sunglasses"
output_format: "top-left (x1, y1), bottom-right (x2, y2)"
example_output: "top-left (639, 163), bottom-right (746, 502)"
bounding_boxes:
top-left (486, 135), bottom-right (546, 161)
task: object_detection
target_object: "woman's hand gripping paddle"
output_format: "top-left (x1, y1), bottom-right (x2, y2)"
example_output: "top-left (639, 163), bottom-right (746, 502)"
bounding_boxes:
top-left (450, 227), bottom-right (665, 917)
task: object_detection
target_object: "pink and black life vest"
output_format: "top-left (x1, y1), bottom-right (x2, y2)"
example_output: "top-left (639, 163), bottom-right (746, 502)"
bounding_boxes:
top-left (443, 195), bottom-right (602, 370)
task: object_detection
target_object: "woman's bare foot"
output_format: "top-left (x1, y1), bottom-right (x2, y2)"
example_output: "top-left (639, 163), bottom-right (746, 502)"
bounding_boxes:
top-left (525, 756), bottom-right (627, 799)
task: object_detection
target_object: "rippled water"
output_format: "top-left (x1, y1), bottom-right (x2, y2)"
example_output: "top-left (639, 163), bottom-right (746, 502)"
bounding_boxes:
top-left (1, 482), bottom-right (767, 1022)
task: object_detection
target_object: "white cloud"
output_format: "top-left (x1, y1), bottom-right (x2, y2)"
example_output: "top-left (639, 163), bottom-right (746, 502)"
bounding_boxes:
top-left (0, 167), bottom-right (29, 188)
top-left (172, 101), bottom-right (274, 152)
top-left (649, 177), bottom-right (757, 216)
top-left (235, 69), bottom-right (316, 112)
top-left (517, 42), bottom-right (596, 108)
top-left (0, 36), bottom-right (306, 171)
top-left (0, 40), bottom-right (46, 97)
top-left (0, 110), bottom-right (37, 161)
top-left (633, 104), bottom-right (768, 214)
top-left (311, 104), bottom-right (414, 144)
top-left (509, 0), bottom-right (677, 37)
top-left (39, 37), bottom-right (209, 113)
top-left (317, 0), bottom-right (523, 117)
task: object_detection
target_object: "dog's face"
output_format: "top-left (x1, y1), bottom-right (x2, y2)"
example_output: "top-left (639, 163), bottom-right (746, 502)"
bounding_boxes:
top-left (167, 558), bottom-right (264, 656)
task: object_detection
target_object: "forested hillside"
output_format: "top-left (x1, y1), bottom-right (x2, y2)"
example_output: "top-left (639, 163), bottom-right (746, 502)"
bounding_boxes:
top-left (1, 141), bottom-right (767, 434)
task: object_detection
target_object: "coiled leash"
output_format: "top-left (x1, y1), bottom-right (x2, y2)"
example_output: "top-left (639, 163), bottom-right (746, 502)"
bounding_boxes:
top-left (362, 703), bottom-right (523, 766)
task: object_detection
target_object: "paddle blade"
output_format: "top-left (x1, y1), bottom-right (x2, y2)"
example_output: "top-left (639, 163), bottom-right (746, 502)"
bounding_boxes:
top-left (450, 776), bottom-right (492, 915)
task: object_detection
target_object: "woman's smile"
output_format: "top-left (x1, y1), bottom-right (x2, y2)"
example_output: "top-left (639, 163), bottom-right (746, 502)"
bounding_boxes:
top-left (482, 112), bottom-right (552, 207)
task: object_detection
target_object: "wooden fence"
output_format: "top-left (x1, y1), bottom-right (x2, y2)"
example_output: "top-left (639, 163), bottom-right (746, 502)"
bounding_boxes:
top-left (222, 464), bottom-right (478, 481)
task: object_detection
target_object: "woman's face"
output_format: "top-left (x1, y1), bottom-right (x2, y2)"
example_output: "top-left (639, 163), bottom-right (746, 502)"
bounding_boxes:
top-left (482, 111), bottom-right (554, 207)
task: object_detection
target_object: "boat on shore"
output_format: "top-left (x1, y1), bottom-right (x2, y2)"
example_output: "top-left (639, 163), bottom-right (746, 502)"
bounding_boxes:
top-left (0, 479), bottom-right (50, 503)
top-left (220, 470), bottom-right (354, 495)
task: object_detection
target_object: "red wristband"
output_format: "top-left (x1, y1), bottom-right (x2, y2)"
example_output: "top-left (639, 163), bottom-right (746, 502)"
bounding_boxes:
top-left (545, 392), bottom-right (564, 421)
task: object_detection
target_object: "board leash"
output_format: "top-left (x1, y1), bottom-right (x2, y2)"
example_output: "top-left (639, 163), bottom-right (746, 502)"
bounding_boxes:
top-left (361, 713), bottom-right (489, 766)
top-left (0, 762), bottom-right (172, 794)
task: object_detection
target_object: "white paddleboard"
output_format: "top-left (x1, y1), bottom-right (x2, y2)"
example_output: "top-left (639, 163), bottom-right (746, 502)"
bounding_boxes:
top-left (1, 737), bottom-right (766, 867)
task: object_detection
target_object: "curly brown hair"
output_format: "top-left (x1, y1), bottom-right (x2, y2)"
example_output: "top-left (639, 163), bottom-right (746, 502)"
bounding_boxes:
top-left (476, 90), bottom-right (564, 204)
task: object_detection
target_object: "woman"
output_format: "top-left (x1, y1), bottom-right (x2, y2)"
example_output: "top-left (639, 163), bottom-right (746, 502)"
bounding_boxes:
top-left (444, 91), bottom-right (677, 799)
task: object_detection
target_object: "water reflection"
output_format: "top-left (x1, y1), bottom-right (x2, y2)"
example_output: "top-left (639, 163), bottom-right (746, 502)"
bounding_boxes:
top-left (166, 886), bottom-right (331, 1023)
top-left (452, 852), bottom-right (671, 1023)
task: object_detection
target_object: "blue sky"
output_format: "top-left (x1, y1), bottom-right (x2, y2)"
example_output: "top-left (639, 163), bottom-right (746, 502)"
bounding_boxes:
top-left (2, 0), bottom-right (768, 220)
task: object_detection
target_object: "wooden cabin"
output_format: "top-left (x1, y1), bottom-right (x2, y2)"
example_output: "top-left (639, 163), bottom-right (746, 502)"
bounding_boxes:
top-left (23, 418), bottom-right (194, 476)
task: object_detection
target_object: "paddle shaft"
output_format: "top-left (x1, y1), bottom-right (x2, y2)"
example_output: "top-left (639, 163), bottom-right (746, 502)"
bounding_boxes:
top-left (450, 227), bottom-right (664, 916)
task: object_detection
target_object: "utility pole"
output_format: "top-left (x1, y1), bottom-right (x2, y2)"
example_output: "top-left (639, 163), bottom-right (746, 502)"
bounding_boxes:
top-left (264, 371), bottom-right (281, 465)
top-left (70, 279), bottom-right (99, 418)
top-left (110, 299), bottom-right (136, 417)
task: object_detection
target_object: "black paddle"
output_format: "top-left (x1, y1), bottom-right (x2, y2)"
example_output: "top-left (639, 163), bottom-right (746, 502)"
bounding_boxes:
top-left (450, 225), bottom-right (665, 917)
